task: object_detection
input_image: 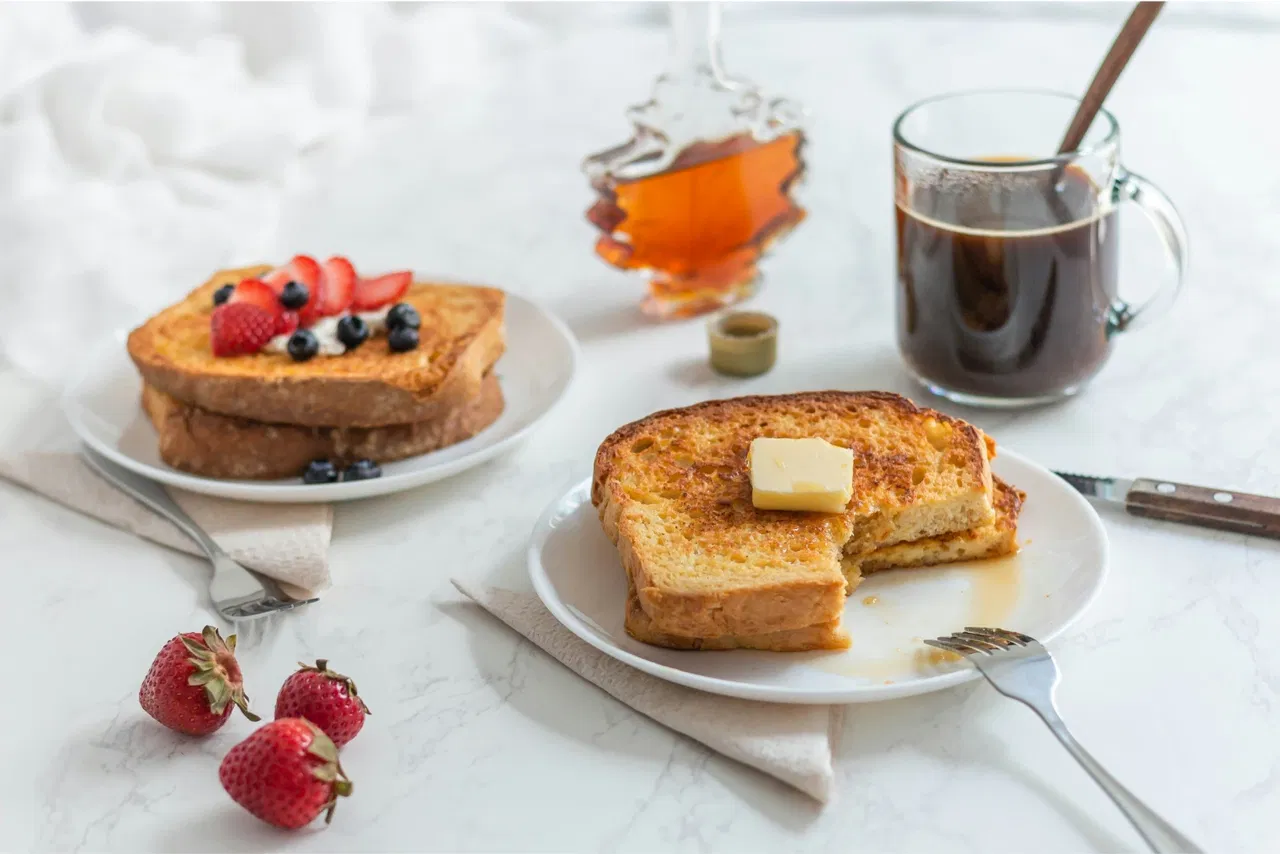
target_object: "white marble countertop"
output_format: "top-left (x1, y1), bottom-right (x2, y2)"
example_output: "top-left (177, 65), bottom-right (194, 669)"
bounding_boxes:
top-left (6, 5), bottom-right (1280, 852)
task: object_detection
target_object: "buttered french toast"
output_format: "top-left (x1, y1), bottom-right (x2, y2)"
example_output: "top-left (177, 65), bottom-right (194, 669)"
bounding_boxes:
top-left (592, 391), bottom-right (999, 642)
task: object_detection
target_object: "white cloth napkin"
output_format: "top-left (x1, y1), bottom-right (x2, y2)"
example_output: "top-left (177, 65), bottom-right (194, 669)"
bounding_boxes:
top-left (451, 579), bottom-right (839, 803)
top-left (0, 370), bottom-right (332, 598)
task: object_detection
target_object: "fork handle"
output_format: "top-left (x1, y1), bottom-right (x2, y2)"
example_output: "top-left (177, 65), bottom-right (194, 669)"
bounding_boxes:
top-left (1035, 708), bottom-right (1202, 853)
top-left (81, 448), bottom-right (225, 562)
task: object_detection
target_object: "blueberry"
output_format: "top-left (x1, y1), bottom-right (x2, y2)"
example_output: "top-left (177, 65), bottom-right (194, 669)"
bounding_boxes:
top-left (386, 303), bottom-right (420, 330)
top-left (287, 329), bottom-right (319, 361)
top-left (279, 280), bottom-right (309, 310)
top-left (302, 459), bottom-right (338, 484)
top-left (342, 459), bottom-right (382, 482)
top-left (212, 284), bottom-right (235, 306)
top-left (388, 325), bottom-right (419, 352)
top-left (337, 315), bottom-right (369, 350)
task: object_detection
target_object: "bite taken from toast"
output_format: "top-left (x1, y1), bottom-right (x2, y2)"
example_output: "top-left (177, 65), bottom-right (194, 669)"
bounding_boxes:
top-left (127, 257), bottom-right (507, 481)
top-left (591, 391), bottom-right (1026, 652)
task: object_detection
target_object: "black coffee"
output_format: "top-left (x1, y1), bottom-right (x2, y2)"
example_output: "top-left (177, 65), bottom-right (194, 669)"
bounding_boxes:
top-left (896, 164), bottom-right (1119, 400)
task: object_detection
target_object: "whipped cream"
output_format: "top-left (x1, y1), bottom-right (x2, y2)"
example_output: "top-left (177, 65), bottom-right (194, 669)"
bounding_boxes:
top-left (264, 307), bottom-right (390, 357)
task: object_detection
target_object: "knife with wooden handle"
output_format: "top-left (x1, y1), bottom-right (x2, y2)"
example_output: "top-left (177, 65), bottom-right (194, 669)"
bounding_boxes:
top-left (1055, 472), bottom-right (1280, 540)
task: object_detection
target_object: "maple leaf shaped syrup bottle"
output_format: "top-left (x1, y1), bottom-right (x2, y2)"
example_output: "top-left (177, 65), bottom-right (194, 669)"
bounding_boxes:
top-left (584, 1), bottom-right (807, 319)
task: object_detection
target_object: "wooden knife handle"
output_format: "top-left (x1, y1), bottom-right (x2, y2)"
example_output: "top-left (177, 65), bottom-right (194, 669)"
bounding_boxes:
top-left (1126, 479), bottom-right (1280, 539)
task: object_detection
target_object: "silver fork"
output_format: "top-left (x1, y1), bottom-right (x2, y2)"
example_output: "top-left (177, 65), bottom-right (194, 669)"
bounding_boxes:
top-left (926, 627), bottom-right (1203, 854)
top-left (81, 447), bottom-right (317, 622)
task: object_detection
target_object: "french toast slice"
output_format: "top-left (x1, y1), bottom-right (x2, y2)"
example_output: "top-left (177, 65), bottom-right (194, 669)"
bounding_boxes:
top-left (624, 478), bottom-right (1024, 650)
top-left (128, 266), bottom-right (505, 428)
top-left (624, 582), bottom-right (851, 651)
top-left (857, 476), bottom-right (1024, 575)
top-left (624, 479), bottom-right (1023, 652)
top-left (592, 391), bottom-right (995, 639)
top-left (141, 372), bottom-right (504, 480)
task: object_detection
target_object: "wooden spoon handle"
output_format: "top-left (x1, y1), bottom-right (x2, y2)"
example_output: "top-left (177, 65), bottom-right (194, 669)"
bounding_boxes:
top-left (1058, 2), bottom-right (1165, 154)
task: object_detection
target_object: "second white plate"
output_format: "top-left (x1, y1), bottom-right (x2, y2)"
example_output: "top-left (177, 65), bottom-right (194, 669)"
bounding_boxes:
top-left (529, 449), bottom-right (1108, 704)
top-left (62, 293), bottom-right (579, 503)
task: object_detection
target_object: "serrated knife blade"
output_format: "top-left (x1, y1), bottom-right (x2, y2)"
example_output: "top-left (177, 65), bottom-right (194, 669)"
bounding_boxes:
top-left (1053, 471), bottom-right (1280, 540)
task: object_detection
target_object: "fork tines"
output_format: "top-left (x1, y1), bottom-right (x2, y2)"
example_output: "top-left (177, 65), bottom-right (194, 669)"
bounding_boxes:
top-left (925, 626), bottom-right (1035, 655)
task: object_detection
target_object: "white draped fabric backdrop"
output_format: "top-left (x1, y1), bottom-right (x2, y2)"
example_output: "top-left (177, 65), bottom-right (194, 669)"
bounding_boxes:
top-left (1, 1), bottom-right (1275, 385)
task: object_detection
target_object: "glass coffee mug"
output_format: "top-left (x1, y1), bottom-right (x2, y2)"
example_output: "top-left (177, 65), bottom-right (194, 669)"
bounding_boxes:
top-left (894, 90), bottom-right (1187, 407)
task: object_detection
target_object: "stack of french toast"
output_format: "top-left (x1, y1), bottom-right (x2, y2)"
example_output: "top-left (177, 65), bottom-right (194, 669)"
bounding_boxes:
top-left (127, 258), bottom-right (506, 480)
top-left (592, 391), bottom-right (1025, 651)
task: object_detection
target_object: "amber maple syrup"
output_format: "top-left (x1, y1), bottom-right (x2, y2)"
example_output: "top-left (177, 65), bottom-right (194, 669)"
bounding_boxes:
top-left (582, 3), bottom-right (807, 319)
top-left (808, 552), bottom-right (1024, 683)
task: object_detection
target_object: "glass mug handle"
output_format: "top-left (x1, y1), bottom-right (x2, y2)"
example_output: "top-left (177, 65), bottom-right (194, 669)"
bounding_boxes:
top-left (1108, 167), bottom-right (1188, 334)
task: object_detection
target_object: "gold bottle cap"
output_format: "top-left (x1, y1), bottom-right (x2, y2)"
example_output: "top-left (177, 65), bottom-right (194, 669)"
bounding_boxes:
top-left (707, 311), bottom-right (778, 377)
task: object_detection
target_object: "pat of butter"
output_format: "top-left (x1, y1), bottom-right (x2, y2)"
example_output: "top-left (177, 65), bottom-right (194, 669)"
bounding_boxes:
top-left (748, 437), bottom-right (854, 513)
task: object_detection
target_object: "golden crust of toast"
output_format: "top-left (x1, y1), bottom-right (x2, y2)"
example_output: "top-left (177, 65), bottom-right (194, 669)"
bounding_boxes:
top-left (127, 266), bottom-right (506, 427)
top-left (612, 413), bottom-right (1020, 651)
top-left (592, 391), bottom-right (995, 639)
top-left (141, 373), bottom-right (504, 480)
top-left (624, 585), bottom-right (851, 651)
top-left (629, 479), bottom-right (1025, 651)
top-left (858, 476), bottom-right (1024, 574)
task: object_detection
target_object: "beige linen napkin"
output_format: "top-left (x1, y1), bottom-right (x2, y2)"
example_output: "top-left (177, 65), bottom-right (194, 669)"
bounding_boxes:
top-left (0, 370), bottom-right (332, 597)
top-left (452, 579), bottom-right (839, 803)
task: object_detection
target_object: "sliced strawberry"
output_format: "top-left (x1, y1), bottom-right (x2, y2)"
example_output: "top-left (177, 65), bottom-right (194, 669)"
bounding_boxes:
top-left (315, 256), bottom-right (356, 318)
top-left (298, 296), bottom-right (323, 328)
top-left (262, 255), bottom-right (322, 296)
top-left (352, 271), bottom-right (411, 311)
top-left (260, 269), bottom-right (291, 293)
top-left (276, 311), bottom-right (299, 337)
top-left (291, 255), bottom-right (322, 287)
top-left (228, 278), bottom-right (281, 317)
top-left (297, 257), bottom-right (353, 326)
top-left (211, 303), bottom-right (276, 356)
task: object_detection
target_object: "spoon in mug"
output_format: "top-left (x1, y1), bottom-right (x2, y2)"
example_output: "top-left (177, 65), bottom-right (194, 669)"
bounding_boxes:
top-left (1058, 2), bottom-right (1165, 154)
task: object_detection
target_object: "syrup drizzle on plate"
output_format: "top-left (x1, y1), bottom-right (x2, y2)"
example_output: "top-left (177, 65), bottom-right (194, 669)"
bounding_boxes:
top-left (808, 552), bottom-right (1023, 683)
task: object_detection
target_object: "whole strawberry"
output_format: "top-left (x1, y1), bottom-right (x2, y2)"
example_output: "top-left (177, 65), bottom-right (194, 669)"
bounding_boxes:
top-left (139, 625), bottom-right (260, 735)
top-left (274, 659), bottom-right (370, 748)
top-left (219, 718), bottom-right (353, 829)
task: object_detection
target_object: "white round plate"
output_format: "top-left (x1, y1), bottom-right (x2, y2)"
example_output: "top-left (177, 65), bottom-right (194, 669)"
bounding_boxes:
top-left (62, 294), bottom-right (578, 503)
top-left (529, 449), bottom-right (1107, 704)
